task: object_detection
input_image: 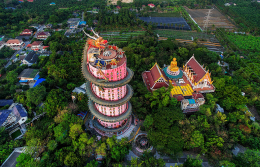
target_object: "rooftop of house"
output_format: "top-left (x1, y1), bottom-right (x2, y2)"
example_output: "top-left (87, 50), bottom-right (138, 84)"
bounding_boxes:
top-left (18, 68), bottom-right (39, 79)
top-left (0, 99), bottom-right (14, 107)
top-left (67, 18), bottom-right (81, 22)
top-left (31, 41), bottom-right (43, 46)
top-left (6, 39), bottom-right (23, 44)
top-left (0, 104), bottom-right (27, 126)
top-left (0, 110), bottom-right (12, 126)
top-left (21, 29), bottom-right (32, 33)
top-left (1, 147), bottom-right (26, 167)
top-left (37, 32), bottom-right (50, 36)
top-left (24, 51), bottom-right (39, 64)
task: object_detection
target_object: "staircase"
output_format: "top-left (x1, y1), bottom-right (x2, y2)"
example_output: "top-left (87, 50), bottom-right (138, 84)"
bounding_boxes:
top-left (117, 125), bottom-right (135, 140)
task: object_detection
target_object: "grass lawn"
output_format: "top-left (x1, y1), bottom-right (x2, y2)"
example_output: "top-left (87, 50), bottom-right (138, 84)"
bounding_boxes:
top-left (11, 129), bottom-right (22, 139)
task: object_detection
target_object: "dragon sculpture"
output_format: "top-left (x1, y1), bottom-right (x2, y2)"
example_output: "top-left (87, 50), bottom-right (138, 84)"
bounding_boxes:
top-left (83, 28), bottom-right (108, 49)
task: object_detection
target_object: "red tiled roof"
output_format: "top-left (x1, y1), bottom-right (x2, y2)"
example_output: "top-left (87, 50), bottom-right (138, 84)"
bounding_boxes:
top-left (27, 0), bottom-right (33, 2)
top-left (116, 6), bottom-right (121, 9)
top-left (22, 29), bottom-right (32, 33)
top-left (153, 82), bottom-right (168, 89)
top-left (43, 46), bottom-right (49, 49)
top-left (186, 56), bottom-right (206, 83)
top-left (37, 32), bottom-right (48, 36)
top-left (27, 44), bottom-right (32, 47)
top-left (150, 63), bottom-right (162, 82)
top-left (6, 39), bottom-right (22, 44)
top-left (31, 41), bottom-right (43, 46)
top-left (148, 3), bottom-right (155, 6)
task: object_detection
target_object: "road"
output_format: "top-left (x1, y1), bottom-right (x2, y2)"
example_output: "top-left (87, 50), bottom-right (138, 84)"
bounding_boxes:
top-left (4, 25), bottom-right (44, 68)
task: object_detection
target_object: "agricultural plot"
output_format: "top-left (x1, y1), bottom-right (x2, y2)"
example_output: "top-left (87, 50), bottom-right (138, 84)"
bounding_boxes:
top-left (155, 29), bottom-right (214, 40)
top-left (184, 7), bottom-right (236, 30)
top-left (100, 31), bottom-right (146, 43)
top-left (139, 17), bottom-right (191, 30)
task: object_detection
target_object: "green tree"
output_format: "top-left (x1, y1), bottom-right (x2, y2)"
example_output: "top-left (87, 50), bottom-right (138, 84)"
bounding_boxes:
top-left (233, 149), bottom-right (260, 167)
top-left (26, 85), bottom-right (46, 106)
top-left (183, 155), bottom-right (203, 167)
top-left (143, 114), bottom-right (153, 130)
top-left (6, 70), bottom-right (18, 85)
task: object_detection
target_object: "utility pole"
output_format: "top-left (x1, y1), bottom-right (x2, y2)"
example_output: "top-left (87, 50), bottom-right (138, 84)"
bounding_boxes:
top-left (202, 9), bottom-right (212, 38)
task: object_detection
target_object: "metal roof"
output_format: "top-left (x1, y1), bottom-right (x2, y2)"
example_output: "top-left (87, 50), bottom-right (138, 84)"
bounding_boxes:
top-left (0, 99), bottom-right (13, 106)
top-left (0, 110), bottom-right (11, 126)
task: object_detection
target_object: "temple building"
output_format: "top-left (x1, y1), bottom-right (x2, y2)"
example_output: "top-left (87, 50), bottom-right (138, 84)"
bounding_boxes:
top-left (142, 55), bottom-right (215, 113)
top-left (82, 29), bottom-right (134, 137)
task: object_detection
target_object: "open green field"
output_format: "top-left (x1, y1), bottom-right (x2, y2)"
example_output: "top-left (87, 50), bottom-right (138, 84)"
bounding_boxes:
top-left (100, 31), bottom-right (146, 43)
top-left (155, 29), bottom-right (214, 40)
top-left (11, 130), bottom-right (22, 139)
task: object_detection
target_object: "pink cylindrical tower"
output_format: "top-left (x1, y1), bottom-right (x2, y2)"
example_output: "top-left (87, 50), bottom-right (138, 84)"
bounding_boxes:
top-left (82, 33), bottom-right (134, 137)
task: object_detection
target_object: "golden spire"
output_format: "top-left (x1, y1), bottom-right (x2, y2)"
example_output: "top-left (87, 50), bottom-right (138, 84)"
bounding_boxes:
top-left (169, 58), bottom-right (179, 72)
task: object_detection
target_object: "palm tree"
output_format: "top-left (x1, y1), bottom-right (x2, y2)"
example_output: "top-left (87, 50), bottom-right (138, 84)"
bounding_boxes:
top-left (163, 23), bottom-right (166, 29)
top-left (175, 24), bottom-right (177, 30)
top-left (178, 24), bottom-right (181, 30)
top-left (182, 24), bottom-right (185, 31)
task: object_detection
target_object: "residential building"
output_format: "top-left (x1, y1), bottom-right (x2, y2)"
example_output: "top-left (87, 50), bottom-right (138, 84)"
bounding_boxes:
top-left (67, 18), bottom-right (81, 29)
top-left (20, 29), bottom-right (33, 36)
top-left (50, 2), bottom-right (56, 5)
top-left (5, 39), bottom-right (24, 50)
top-left (1, 147), bottom-right (26, 167)
top-left (44, 24), bottom-right (53, 29)
top-left (29, 24), bottom-right (39, 29)
top-left (22, 51), bottom-right (40, 66)
top-left (72, 83), bottom-right (86, 94)
top-left (0, 103), bottom-right (27, 130)
top-left (27, 0), bottom-right (34, 2)
top-left (18, 68), bottom-right (39, 85)
top-left (27, 41), bottom-right (43, 51)
top-left (0, 41), bottom-right (4, 50)
top-left (37, 32), bottom-right (50, 40)
top-left (78, 21), bottom-right (87, 27)
top-left (0, 99), bottom-right (14, 107)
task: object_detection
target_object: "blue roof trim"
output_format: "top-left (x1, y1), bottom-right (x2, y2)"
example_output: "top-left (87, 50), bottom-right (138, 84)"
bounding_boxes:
top-left (0, 99), bottom-right (14, 106)
top-left (33, 78), bottom-right (46, 87)
top-left (19, 80), bottom-right (28, 83)
top-left (15, 105), bottom-right (27, 117)
top-left (33, 74), bottom-right (40, 80)
top-left (163, 67), bottom-right (183, 79)
top-left (0, 110), bottom-right (11, 126)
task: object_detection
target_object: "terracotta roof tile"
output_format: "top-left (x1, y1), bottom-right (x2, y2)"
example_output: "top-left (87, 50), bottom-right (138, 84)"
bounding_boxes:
top-left (150, 63), bottom-right (162, 82)
top-left (186, 56), bottom-right (206, 83)
top-left (31, 41), bottom-right (43, 46)
top-left (6, 39), bottom-right (22, 44)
